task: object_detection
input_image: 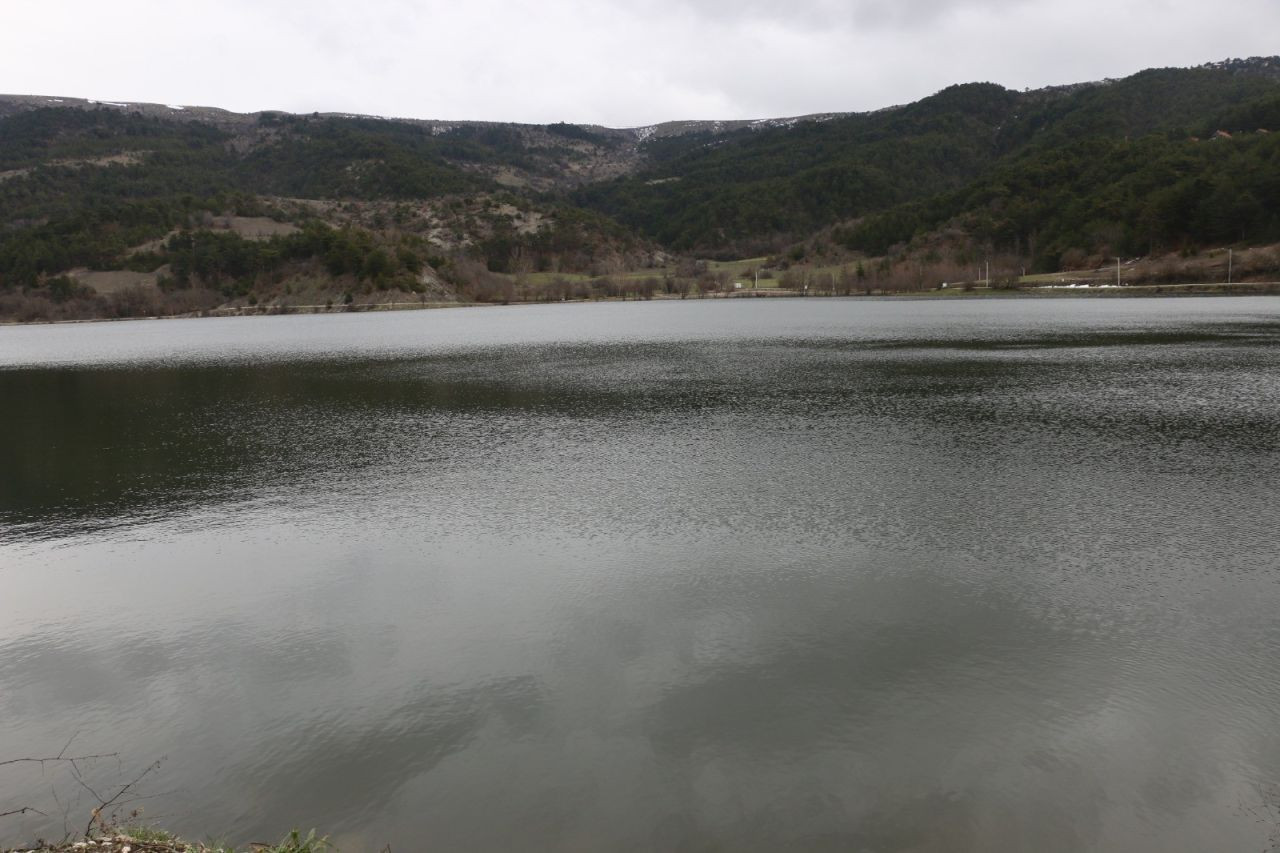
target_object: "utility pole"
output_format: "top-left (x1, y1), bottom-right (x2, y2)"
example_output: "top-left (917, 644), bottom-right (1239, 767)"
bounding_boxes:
top-left (985, 260), bottom-right (990, 287)
top-left (754, 267), bottom-right (759, 290)
top-left (1228, 249), bottom-right (1233, 284)
top-left (1116, 257), bottom-right (1121, 287)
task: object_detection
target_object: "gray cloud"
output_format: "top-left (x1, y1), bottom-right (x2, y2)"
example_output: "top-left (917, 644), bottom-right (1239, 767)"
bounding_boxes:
top-left (1, 0), bottom-right (1277, 126)
top-left (655, 0), bottom-right (1039, 30)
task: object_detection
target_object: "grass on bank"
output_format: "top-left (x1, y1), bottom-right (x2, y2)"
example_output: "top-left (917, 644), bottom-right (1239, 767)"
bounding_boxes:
top-left (3, 827), bottom-right (330, 853)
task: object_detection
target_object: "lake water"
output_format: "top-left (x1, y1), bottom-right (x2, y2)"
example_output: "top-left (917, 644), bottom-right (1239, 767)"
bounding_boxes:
top-left (1, 298), bottom-right (1279, 852)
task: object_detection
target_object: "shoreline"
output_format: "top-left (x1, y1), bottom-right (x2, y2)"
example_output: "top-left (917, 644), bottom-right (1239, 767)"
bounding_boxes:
top-left (3, 281), bottom-right (1280, 328)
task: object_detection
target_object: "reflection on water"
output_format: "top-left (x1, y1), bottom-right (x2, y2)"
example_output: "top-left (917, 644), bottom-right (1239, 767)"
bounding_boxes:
top-left (2, 299), bottom-right (1279, 851)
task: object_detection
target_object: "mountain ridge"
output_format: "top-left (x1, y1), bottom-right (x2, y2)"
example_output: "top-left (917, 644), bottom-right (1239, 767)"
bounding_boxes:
top-left (4, 52), bottom-right (1277, 134)
top-left (0, 92), bottom-right (858, 142)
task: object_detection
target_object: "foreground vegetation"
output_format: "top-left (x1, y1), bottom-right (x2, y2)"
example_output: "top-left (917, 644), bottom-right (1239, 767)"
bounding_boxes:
top-left (4, 828), bottom-right (330, 853)
top-left (0, 745), bottom-right (336, 853)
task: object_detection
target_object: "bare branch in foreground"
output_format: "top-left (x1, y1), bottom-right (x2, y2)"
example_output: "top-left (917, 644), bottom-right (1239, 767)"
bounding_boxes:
top-left (0, 732), bottom-right (118, 770)
top-left (0, 805), bottom-right (48, 818)
top-left (82, 758), bottom-right (165, 838)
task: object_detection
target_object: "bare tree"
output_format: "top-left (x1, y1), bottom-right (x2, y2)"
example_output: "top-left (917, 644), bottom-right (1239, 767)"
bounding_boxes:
top-left (1, 733), bottom-right (169, 845)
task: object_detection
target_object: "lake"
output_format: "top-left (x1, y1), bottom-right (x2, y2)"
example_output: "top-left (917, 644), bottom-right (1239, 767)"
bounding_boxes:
top-left (2, 297), bottom-right (1279, 851)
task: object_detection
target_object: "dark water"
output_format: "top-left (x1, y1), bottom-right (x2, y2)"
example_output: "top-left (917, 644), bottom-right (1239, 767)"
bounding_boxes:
top-left (1, 298), bottom-right (1279, 852)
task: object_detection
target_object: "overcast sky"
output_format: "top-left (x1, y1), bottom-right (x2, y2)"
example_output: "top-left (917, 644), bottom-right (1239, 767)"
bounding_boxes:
top-left (3, 0), bottom-right (1278, 127)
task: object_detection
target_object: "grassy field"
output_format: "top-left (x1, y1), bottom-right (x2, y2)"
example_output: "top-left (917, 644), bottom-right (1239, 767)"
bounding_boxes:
top-left (706, 257), bottom-right (781, 288)
top-left (507, 257), bottom-right (785, 289)
top-left (514, 268), bottom-right (671, 286)
top-left (497, 245), bottom-right (1280, 297)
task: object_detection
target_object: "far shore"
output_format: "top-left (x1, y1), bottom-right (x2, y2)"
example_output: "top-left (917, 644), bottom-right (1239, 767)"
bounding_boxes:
top-left (3, 280), bottom-right (1279, 327)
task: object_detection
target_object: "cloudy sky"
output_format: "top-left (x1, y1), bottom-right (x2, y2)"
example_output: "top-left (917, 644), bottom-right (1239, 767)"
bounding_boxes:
top-left (3, 0), bottom-right (1278, 127)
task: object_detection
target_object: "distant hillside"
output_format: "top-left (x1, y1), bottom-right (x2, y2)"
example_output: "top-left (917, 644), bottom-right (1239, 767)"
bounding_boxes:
top-left (1, 56), bottom-right (1279, 319)
top-left (836, 65), bottom-right (1280, 267)
top-left (574, 82), bottom-right (1020, 256)
top-left (577, 62), bottom-right (1280, 259)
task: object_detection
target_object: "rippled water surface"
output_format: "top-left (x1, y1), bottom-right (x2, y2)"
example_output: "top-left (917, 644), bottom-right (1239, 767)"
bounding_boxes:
top-left (2, 298), bottom-right (1279, 851)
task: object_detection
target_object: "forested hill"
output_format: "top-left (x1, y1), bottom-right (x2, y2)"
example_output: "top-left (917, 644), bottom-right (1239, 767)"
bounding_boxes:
top-left (833, 63), bottom-right (1280, 268)
top-left (575, 83), bottom-right (1023, 256)
top-left (1, 56), bottom-right (1279, 318)
top-left (577, 60), bottom-right (1280, 258)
